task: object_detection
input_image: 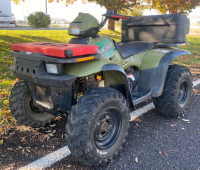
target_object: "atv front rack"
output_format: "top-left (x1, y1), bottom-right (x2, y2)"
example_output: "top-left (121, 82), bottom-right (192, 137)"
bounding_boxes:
top-left (10, 51), bottom-right (101, 63)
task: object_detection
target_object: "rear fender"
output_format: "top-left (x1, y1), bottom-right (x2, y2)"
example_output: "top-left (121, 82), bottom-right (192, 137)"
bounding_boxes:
top-left (138, 49), bottom-right (191, 98)
top-left (152, 49), bottom-right (191, 97)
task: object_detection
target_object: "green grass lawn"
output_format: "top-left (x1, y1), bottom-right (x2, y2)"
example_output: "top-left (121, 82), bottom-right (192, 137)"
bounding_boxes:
top-left (0, 30), bottom-right (200, 135)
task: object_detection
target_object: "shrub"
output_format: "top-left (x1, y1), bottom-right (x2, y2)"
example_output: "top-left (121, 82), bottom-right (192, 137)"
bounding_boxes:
top-left (28, 12), bottom-right (51, 28)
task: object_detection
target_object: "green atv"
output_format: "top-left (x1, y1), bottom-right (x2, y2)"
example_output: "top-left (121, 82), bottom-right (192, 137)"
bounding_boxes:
top-left (9, 10), bottom-right (192, 166)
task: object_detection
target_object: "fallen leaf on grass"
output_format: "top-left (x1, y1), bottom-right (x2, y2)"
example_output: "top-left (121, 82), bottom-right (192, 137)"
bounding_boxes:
top-left (135, 157), bottom-right (138, 163)
top-left (164, 152), bottom-right (168, 157)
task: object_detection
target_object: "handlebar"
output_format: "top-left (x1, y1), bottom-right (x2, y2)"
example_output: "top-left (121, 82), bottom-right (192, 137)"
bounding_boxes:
top-left (98, 10), bottom-right (131, 29)
top-left (112, 15), bottom-right (131, 20)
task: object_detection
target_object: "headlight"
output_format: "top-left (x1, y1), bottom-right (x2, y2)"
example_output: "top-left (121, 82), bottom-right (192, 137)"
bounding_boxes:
top-left (68, 23), bottom-right (82, 35)
top-left (46, 63), bottom-right (63, 74)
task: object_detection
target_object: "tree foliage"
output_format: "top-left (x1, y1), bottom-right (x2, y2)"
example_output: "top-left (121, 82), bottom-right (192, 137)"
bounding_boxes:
top-left (116, 7), bottom-right (143, 30)
top-left (28, 11), bottom-right (51, 28)
top-left (12, 0), bottom-right (144, 12)
top-left (10, 0), bottom-right (25, 5)
top-left (146, 0), bottom-right (200, 14)
top-left (119, 7), bottom-right (144, 17)
top-left (87, 0), bottom-right (144, 12)
top-left (11, 0), bottom-right (200, 15)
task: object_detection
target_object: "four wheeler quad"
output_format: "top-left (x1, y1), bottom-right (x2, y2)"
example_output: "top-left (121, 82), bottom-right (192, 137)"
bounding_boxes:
top-left (9, 10), bottom-right (193, 166)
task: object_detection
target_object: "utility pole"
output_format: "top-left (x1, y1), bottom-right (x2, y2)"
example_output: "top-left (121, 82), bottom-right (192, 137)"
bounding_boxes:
top-left (45, 0), bottom-right (47, 14)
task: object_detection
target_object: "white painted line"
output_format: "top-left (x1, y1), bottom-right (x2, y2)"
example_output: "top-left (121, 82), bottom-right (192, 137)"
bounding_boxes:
top-left (193, 79), bottom-right (200, 87)
top-left (19, 79), bottom-right (200, 170)
top-left (19, 146), bottom-right (71, 170)
top-left (130, 102), bottom-right (155, 121)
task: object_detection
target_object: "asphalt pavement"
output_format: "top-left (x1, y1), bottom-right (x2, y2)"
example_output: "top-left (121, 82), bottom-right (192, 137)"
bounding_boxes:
top-left (0, 84), bottom-right (200, 170)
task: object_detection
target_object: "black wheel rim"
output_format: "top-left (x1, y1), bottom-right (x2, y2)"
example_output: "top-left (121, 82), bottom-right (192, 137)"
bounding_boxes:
top-left (94, 107), bottom-right (122, 149)
top-left (178, 80), bottom-right (188, 104)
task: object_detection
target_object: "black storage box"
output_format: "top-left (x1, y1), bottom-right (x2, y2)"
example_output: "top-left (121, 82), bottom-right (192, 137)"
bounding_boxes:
top-left (121, 14), bottom-right (190, 43)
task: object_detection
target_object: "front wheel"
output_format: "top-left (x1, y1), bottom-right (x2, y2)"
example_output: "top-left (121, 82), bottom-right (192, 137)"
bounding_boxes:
top-left (153, 65), bottom-right (193, 118)
top-left (66, 87), bottom-right (130, 166)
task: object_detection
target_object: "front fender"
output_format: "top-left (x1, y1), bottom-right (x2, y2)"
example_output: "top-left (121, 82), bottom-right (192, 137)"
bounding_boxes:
top-left (63, 58), bottom-right (134, 108)
top-left (63, 58), bottom-right (113, 77)
top-left (101, 64), bottom-right (134, 109)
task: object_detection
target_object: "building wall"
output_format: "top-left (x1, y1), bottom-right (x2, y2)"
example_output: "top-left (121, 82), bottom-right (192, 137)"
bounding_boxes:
top-left (0, 0), bottom-right (12, 17)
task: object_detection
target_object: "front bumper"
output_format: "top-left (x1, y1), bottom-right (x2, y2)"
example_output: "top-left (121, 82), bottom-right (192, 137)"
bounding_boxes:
top-left (10, 51), bottom-right (78, 112)
top-left (10, 65), bottom-right (76, 88)
top-left (10, 51), bottom-right (77, 88)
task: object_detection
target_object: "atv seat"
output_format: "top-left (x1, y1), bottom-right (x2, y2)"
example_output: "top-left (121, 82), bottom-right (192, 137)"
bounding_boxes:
top-left (114, 41), bottom-right (154, 59)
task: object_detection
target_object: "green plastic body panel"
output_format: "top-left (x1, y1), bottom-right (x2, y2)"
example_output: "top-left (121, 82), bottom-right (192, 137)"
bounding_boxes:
top-left (63, 36), bottom-right (174, 77)
top-left (63, 57), bottom-right (113, 77)
top-left (69, 13), bottom-right (99, 32)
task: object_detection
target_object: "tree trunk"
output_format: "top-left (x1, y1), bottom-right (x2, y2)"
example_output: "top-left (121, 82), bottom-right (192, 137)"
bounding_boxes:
top-left (108, 18), bottom-right (115, 31)
top-left (108, 10), bottom-right (116, 31)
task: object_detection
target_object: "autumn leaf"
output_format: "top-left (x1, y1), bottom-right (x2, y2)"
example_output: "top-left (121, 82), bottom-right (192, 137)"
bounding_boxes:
top-left (135, 157), bottom-right (138, 163)
top-left (182, 119), bottom-right (190, 122)
top-left (26, 147), bottom-right (31, 152)
top-left (52, 130), bottom-right (56, 134)
top-left (164, 152), bottom-right (168, 157)
top-left (49, 124), bottom-right (56, 127)
top-left (0, 140), bottom-right (3, 145)
top-left (49, 133), bottom-right (54, 137)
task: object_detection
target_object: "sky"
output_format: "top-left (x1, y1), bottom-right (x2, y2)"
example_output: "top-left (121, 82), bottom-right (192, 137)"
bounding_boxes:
top-left (10, 0), bottom-right (200, 22)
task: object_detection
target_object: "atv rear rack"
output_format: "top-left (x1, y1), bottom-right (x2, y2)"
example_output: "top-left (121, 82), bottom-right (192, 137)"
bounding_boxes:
top-left (154, 42), bottom-right (189, 48)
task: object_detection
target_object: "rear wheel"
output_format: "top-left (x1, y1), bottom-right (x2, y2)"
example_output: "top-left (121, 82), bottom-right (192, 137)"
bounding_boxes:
top-left (66, 87), bottom-right (130, 166)
top-left (9, 81), bottom-right (55, 127)
top-left (153, 65), bottom-right (193, 118)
